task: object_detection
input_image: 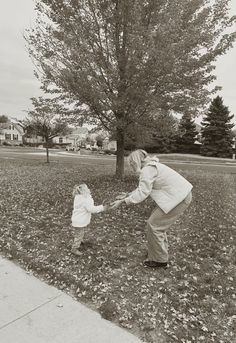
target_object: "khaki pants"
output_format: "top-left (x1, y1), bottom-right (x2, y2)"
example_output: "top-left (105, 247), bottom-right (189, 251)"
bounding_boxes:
top-left (72, 227), bottom-right (86, 250)
top-left (147, 192), bottom-right (192, 262)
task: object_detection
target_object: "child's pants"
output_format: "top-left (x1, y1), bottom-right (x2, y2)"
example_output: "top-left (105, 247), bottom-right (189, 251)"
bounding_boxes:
top-left (72, 227), bottom-right (85, 249)
top-left (147, 192), bottom-right (192, 262)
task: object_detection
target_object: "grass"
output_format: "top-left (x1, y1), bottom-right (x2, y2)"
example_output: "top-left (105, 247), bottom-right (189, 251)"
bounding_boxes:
top-left (0, 158), bottom-right (235, 343)
top-left (158, 153), bottom-right (236, 164)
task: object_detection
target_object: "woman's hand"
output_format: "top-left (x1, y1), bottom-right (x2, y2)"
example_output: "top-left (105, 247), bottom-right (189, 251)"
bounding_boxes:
top-left (115, 192), bottom-right (128, 200)
top-left (110, 199), bottom-right (124, 209)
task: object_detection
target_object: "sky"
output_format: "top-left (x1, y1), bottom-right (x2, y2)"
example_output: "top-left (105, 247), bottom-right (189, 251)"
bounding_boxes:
top-left (0, 0), bottom-right (236, 125)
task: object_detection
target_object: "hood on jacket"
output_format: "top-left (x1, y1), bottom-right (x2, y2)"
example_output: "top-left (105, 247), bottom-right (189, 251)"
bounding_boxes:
top-left (143, 156), bottom-right (159, 167)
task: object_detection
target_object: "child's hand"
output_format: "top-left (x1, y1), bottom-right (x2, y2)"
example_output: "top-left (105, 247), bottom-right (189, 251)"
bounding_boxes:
top-left (103, 203), bottom-right (113, 211)
top-left (115, 192), bottom-right (128, 200)
top-left (103, 199), bottom-right (110, 206)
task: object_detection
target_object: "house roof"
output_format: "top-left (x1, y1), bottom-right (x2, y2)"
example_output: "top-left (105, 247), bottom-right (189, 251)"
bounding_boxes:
top-left (13, 123), bottom-right (24, 135)
top-left (0, 118), bottom-right (24, 135)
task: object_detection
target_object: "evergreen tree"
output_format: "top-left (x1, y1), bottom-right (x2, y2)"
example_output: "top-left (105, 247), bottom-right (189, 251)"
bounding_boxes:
top-left (124, 112), bottom-right (178, 153)
top-left (148, 112), bottom-right (178, 153)
top-left (200, 96), bottom-right (234, 157)
top-left (176, 113), bottom-right (198, 153)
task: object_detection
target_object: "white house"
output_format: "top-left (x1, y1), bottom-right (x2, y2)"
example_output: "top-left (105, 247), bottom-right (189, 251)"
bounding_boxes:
top-left (23, 126), bottom-right (88, 146)
top-left (0, 118), bottom-right (24, 145)
top-left (24, 135), bottom-right (44, 145)
top-left (103, 137), bottom-right (117, 151)
top-left (53, 127), bottom-right (89, 146)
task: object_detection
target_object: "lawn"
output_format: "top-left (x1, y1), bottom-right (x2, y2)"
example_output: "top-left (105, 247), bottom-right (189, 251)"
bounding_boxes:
top-left (0, 158), bottom-right (235, 343)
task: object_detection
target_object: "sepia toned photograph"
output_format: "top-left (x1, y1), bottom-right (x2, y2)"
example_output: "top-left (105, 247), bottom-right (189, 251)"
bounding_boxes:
top-left (0, 1), bottom-right (236, 342)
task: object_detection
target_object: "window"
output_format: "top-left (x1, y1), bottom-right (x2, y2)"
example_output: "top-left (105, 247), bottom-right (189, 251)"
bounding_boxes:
top-left (59, 137), bottom-right (63, 144)
top-left (13, 134), bottom-right (18, 140)
top-left (9, 125), bottom-right (12, 130)
top-left (5, 134), bottom-right (11, 140)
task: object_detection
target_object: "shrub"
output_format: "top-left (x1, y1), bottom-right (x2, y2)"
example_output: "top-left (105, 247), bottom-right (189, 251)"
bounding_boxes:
top-left (91, 146), bottom-right (98, 151)
top-left (103, 149), bottom-right (112, 155)
top-left (2, 141), bottom-right (13, 146)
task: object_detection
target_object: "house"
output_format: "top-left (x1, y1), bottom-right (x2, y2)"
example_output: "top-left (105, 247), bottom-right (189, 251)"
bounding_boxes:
top-left (0, 118), bottom-right (24, 145)
top-left (103, 137), bottom-right (117, 151)
top-left (53, 127), bottom-right (89, 147)
top-left (23, 135), bottom-right (44, 145)
top-left (23, 126), bottom-right (89, 147)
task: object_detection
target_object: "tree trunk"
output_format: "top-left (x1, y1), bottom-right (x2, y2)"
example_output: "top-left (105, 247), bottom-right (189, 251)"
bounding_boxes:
top-left (116, 128), bottom-right (125, 179)
top-left (46, 140), bottom-right (50, 163)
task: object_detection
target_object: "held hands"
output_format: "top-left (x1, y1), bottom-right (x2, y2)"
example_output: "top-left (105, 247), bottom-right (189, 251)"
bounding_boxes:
top-left (103, 203), bottom-right (115, 211)
top-left (103, 199), bottom-right (112, 211)
top-left (103, 200), bottom-right (124, 211)
top-left (111, 191), bottom-right (129, 208)
top-left (103, 192), bottom-right (128, 211)
top-left (110, 199), bottom-right (124, 209)
top-left (115, 192), bottom-right (128, 200)
top-left (102, 198), bottom-right (126, 211)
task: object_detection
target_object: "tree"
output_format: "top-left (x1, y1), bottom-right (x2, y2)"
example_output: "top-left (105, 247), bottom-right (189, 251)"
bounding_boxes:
top-left (150, 112), bottom-right (178, 153)
top-left (0, 115), bottom-right (9, 123)
top-left (0, 115), bottom-right (9, 136)
top-left (25, 97), bottom-right (71, 163)
top-left (176, 113), bottom-right (198, 153)
top-left (26, 0), bottom-right (236, 177)
top-left (124, 112), bottom-right (178, 153)
top-left (200, 96), bottom-right (234, 157)
top-left (95, 134), bottom-right (105, 148)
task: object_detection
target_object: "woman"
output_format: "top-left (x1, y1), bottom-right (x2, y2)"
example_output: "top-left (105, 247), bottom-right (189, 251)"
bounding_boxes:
top-left (112, 150), bottom-right (192, 268)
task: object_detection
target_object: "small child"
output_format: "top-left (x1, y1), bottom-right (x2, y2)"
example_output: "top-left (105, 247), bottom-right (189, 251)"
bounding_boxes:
top-left (71, 183), bottom-right (107, 256)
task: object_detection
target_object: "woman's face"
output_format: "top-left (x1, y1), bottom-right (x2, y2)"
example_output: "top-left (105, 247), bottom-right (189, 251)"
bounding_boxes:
top-left (129, 160), bottom-right (137, 171)
top-left (129, 160), bottom-right (141, 174)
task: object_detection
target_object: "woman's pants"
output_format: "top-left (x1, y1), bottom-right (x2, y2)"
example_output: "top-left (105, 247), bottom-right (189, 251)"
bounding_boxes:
top-left (147, 192), bottom-right (192, 262)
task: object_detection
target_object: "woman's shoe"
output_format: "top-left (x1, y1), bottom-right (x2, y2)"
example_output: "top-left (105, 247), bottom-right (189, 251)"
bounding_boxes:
top-left (143, 260), bottom-right (168, 268)
top-left (71, 248), bottom-right (83, 256)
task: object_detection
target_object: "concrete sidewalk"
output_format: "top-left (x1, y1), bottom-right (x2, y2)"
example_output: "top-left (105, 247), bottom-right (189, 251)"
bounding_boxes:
top-left (0, 257), bottom-right (143, 343)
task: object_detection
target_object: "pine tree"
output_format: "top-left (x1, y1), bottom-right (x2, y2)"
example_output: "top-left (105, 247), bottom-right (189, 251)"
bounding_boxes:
top-left (200, 96), bottom-right (234, 157)
top-left (176, 113), bottom-right (198, 153)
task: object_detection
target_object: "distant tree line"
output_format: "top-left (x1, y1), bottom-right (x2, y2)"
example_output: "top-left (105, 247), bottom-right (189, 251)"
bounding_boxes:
top-left (122, 96), bottom-right (235, 158)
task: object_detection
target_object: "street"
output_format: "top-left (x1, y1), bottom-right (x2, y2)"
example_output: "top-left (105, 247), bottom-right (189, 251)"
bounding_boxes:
top-left (0, 147), bottom-right (236, 174)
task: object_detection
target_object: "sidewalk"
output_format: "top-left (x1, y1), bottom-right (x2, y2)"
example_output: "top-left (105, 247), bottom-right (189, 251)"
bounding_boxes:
top-left (0, 257), bottom-right (143, 343)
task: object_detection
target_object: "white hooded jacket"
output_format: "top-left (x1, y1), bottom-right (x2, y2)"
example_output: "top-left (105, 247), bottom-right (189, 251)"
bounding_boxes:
top-left (71, 194), bottom-right (104, 228)
top-left (125, 157), bottom-right (192, 213)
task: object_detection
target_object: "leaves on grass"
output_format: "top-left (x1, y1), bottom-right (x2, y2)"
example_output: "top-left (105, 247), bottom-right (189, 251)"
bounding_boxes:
top-left (0, 159), bottom-right (235, 342)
